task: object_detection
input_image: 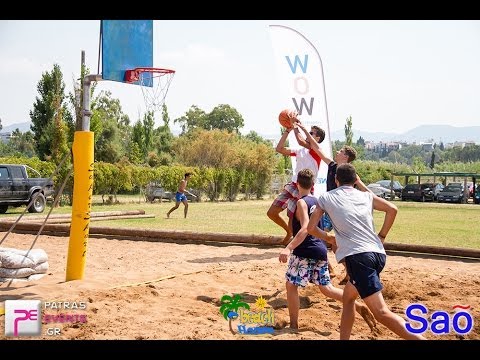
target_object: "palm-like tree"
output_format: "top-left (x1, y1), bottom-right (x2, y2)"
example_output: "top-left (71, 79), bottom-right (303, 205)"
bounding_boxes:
top-left (219, 294), bottom-right (250, 334)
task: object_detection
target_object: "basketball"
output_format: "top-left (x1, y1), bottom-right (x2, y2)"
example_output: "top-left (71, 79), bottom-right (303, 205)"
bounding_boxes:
top-left (278, 109), bottom-right (295, 129)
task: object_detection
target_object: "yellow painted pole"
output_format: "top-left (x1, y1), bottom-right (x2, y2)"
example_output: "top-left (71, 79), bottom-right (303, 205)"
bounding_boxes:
top-left (66, 131), bottom-right (94, 281)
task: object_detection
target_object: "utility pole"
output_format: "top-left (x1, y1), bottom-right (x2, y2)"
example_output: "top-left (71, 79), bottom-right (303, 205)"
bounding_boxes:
top-left (75, 51), bottom-right (86, 131)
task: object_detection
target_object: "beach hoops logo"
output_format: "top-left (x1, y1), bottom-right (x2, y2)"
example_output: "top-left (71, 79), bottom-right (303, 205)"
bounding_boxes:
top-left (4, 300), bottom-right (42, 337)
top-left (219, 294), bottom-right (274, 335)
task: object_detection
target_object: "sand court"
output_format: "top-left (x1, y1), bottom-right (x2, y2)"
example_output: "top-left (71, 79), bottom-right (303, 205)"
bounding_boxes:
top-left (0, 232), bottom-right (479, 340)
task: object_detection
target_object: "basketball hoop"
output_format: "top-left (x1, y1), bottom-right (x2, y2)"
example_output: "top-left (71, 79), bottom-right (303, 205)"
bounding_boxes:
top-left (124, 67), bottom-right (175, 114)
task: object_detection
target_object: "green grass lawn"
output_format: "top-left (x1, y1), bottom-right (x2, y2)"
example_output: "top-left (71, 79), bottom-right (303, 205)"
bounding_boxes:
top-left (376, 201), bottom-right (480, 249)
top-left (2, 197), bottom-right (479, 250)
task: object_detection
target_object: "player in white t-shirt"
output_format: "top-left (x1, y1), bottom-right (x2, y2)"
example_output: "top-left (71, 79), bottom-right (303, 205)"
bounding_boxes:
top-left (267, 122), bottom-right (325, 245)
top-left (307, 163), bottom-right (425, 340)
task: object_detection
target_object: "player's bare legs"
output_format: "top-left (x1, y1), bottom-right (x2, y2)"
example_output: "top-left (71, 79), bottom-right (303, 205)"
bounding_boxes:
top-left (166, 202), bottom-right (180, 218)
top-left (340, 281), bottom-right (359, 339)
top-left (363, 290), bottom-right (425, 340)
top-left (327, 261), bottom-right (336, 278)
top-left (318, 283), bottom-right (376, 332)
top-left (182, 200), bottom-right (189, 218)
top-left (267, 204), bottom-right (292, 244)
top-left (286, 281), bottom-right (300, 329)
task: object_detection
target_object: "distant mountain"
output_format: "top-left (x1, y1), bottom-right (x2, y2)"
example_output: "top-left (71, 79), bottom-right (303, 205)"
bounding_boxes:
top-left (1, 121), bottom-right (31, 133)
top-left (2, 121), bottom-right (479, 144)
top-left (330, 125), bottom-right (480, 144)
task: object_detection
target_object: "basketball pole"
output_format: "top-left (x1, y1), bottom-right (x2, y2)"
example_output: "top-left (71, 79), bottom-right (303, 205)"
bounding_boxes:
top-left (66, 73), bottom-right (102, 281)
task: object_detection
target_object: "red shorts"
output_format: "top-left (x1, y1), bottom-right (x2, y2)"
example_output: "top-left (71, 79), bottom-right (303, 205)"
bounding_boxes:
top-left (272, 183), bottom-right (300, 218)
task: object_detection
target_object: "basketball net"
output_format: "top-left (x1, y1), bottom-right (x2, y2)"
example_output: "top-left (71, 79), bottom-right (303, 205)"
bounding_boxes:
top-left (127, 68), bottom-right (175, 114)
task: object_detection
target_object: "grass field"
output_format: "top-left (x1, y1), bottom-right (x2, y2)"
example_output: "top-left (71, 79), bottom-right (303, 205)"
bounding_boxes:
top-left (1, 196), bottom-right (479, 250)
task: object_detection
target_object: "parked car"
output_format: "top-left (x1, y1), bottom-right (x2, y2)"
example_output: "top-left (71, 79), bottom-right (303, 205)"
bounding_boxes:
top-left (367, 184), bottom-right (394, 200)
top-left (401, 183), bottom-right (435, 202)
top-left (145, 182), bottom-right (173, 202)
top-left (375, 180), bottom-right (403, 198)
top-left (0, 164), bottom-right (55, 213)
top-left (475, 185), bottom-right (480, 204)
top-left (467, 182), bottom-right (474, 197)
top-left (447, 182), bottom-right (464, 191)
top-left (428, 183), bottom-right (445, 200)
top-left (436, 185), bottom-right (465, 203)
top-left (446, 182), bottom-right (470, 200)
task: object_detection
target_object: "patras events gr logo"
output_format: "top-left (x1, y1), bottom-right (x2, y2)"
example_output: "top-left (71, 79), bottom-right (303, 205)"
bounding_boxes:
top-left (3, 299), bottom-right (88, 337)
top-left (4, 300), bottom-right (42, 337)
top-left (219, 294), bottom-right (274, 335)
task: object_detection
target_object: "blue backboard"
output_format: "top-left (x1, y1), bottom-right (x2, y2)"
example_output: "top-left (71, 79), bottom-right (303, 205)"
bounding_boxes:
top-left (101, 20), bottom-right (153, 85)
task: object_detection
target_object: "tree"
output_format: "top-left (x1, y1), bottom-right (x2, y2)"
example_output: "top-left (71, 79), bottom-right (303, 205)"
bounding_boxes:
top-left (386, 150), bottom-right (405, 165)
top-left (344, 115), bottom-right (353, 146)
top-left (242, 141), bottom-right (276, 199)
top-left (142, 111), bottom-right (155, 157)
top-left (91, 90), bottom-right (129, 163)
top-left (50, 85), bottom-right (70, 165)
top-left (398, 144), bottom-right (424, 165)
top-left (6, 130), bottom-right (36, 157)
top-left (412, 156), bottom-right (427, 173)
top-left (333, 139), bottom-right (345, 154)
top-left (154, 104), bottom-right (174, 156)
top-left (174, 105), bottom-right (207, 134)
top-left (131, 120), bottom-right (145, 160)
top-left (351, 143), bottom-right (366, 160)
top-left (161, 104), bottom-right (170, 127)
top-left (174, 128), bottom-right (238, 168)
top-left (356, 135), bottom-right (365, 147)
top-left (174, 104), bottom-right (245, 134)
top-left (439, 142), bottom-right (445, 151)
top-left (128, 111), bottom-right (152, 159)
top-left (205, 104), bottom-right (244, 133)
top-left (173, 129), bottom-right (276, 201)
top-left (430, 151), bottom-right (436, 169)
top-left (0, 117), bottom-right (2, 131)
top-left (243, 131), bottom-right (271, 145)
top-left (128, 142), bottom-right (144, 165)
top-left (30, 64), bottom-right (72, 160)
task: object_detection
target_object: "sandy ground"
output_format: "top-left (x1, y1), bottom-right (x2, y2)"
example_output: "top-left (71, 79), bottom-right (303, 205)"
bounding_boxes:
top-left (0, 232), bottom-right (479, 340)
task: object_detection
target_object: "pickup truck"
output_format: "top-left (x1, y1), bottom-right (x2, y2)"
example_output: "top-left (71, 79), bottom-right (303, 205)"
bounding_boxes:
top-left (0, 164), bottom-right (55, 214)
top-left (145, 182), bottom-right (173, 202)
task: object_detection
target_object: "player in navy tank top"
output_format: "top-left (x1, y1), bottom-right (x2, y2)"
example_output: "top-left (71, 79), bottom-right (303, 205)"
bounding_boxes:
top-left (279, 168), bottom-right (376, 331)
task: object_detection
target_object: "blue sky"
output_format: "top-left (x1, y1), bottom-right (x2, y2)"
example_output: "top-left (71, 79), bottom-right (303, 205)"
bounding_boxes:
top-left (0, 20), bottom-right (479, 137)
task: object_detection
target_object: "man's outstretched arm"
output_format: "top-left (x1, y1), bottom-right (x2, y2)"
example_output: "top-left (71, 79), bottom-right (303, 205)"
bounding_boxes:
top-left (373, 195), bottom-right (398, 242)
top-left (292, 123), bottom-right (309, 149)
top-left (275, 127), bottom-right (293, 156)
